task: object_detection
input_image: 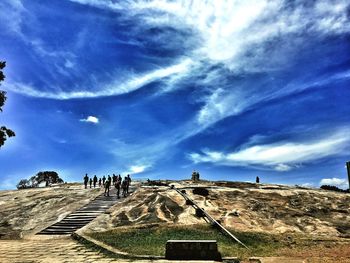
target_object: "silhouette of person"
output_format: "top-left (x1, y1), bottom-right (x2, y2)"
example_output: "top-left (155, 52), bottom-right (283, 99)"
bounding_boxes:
top-left (256, 176), bottom-right (260, 184)
top-left (93, 175), bottom-right (97, 188)
top-left (191, 170), bottom-right (196, 181)
top-left (98, 178), bottom-right (102, 187)
top-left (126, 174), bottom-right (131, 193)
top-left (84, 174), bottom-right (89, 189)
top-left (107, 175), bottom-right (111, 185)
top-left (89, 178), bottom-right (92, 188)
top-left (102, 176), bottom-right (106, 186)
top-left (112, 174), bottom-right (117, 184)
top-left (122, 177), bottom-right (128, 197)
top-left (115, 176), bottom-right (121, 198)
top-left (104, 179), bottom-right (111, 196)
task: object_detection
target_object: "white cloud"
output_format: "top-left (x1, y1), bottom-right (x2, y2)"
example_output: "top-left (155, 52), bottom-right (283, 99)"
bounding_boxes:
top-left (320, 178), bottom-right (349, 188)
top-left (71, 0), bottom-right (350, 68)
top-left (189, 128), bottom-right (350, 171)
top-left (274, 164), bottom-right (293, 172)
top-left (80, 116), bottom-right (99, 124)
top-left (129, 165), bottom-right (150, 174)
top-left (67, 0), bottom-right (350, 131)
top-left (6, 58), bottom-right (192, 99)
top-left (195, 69), bottom-right (350, 128)
top-left (121, 164), bottom-right (152, 175)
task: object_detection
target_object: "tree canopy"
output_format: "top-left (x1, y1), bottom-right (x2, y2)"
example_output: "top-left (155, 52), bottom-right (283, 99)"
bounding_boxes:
top-left (17, 171), bottom-right (64, 189)
top-left (0, 61), bottom-right (15, 148)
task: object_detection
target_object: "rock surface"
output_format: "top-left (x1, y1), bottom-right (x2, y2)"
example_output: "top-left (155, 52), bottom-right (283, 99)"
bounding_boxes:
top-left (0, 183), bottom-right (100, 239)
top-left (84, 181), bottom-right (350, 238)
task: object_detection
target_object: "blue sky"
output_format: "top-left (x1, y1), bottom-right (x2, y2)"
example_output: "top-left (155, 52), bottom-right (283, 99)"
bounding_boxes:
top-left (0, 0), bottom-right (350, 190)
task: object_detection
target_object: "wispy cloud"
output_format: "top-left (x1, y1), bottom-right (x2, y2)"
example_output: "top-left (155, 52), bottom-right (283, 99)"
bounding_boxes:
top-left (127, 164), bottom-right (151, 174)
top-left (80, 116), bottom-right (99, 124)
top-left (70, 0), bottom-right (350, 68)
top-left (189, 128), bottom-right (350, 171)
top-left (0, 0), bottom-right (26, 36)
top-left (68, 0), bottom-right (350, 133)
top-left (6, 58), bottom-right (192, 99)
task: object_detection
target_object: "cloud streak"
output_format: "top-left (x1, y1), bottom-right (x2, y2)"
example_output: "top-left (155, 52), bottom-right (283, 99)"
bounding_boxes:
top-left (189, 128), bottom-right (350, 171)
top-left (6, 58), bottom-right (193, 99)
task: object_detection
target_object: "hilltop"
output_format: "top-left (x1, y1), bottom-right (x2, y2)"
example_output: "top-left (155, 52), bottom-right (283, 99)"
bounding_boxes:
top-left (84, 180), bottom-right (350, 238)
top-left (1, 180), bottom-right (350, 261)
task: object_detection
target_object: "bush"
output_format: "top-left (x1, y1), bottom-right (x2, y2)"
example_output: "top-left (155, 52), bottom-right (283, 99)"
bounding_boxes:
top-left (16, 179), bottom-right (30, 189)
top-left (320, 185), bottom-right (349, 193)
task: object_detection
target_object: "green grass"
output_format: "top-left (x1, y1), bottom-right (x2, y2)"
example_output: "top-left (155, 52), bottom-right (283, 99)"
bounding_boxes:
top-left (88, 224), bottom-right (285, 258)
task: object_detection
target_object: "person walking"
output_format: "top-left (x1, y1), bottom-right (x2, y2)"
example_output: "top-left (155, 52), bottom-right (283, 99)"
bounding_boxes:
top-left (98, 178), bottom-right (102, 187)
top-left (122, 177), bottom-right (128, 197)
top-left (115, 176), bottom-right (121, 198)
top-left (102, 175), bottom-right (106, 186)
top-left (93, 175), bottom-right (98, 188)
top-left (126, 174), bottom-right (131, 193)
top-left (104, 178), bottom-right (111, 196)
top-left (89, 178), bottom-right (92, 188)
top-left (83, 174), bottom-right (89, 189)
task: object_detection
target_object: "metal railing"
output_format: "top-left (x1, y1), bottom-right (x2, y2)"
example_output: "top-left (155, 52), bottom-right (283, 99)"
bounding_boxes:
top-left (172, 186), bottom-right (248, 249)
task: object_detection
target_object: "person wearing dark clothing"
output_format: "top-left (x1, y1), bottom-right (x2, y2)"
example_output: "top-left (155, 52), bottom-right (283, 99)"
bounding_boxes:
top-left (102, 176), bottom-right (106, 186)
top-left (115, 177), bottom-right (121, 198)
top-left (98, 178), bottom-right (102, 187)
top-left (118, 174), bottom-right (122, 183)
top-left (256, 176), bottom-right (260, 184)
top-left (83, 174), bottom-right (89, 189)
top-left (93, 175), bottom-right (98, 188)
top-left (89, 178), bottom-right (92, 188)
top-left (112, 174), bottom-right (117, 184)
top-left (104, 179), bottom-right (111, 196)
top-left (122, 177), bottom-right (128, 197)
top-left (126, 174), bottom-right (131, 193)
top-left (107, 175), bottom-right (112, 185)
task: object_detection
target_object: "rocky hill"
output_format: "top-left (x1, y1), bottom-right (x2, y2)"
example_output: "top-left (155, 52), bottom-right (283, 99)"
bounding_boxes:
top-left (1, 180), bottom-right (349, 240)
top-left (84, 181), bottom-right (350, 238)
top-left (0, 183), bottom-right (100, 239)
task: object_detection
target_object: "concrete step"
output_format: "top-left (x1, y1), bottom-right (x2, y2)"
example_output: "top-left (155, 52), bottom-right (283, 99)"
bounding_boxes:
top-left (37, 189), bottom-right (134, 235)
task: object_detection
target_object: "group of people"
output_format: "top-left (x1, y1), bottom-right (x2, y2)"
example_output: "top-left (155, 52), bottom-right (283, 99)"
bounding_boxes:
top-left (83, 173), bottom-right (131, 198)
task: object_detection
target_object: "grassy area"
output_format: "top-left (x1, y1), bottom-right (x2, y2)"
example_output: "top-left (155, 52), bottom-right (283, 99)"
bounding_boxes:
top-left (88, 224), bottom-right (285, 258)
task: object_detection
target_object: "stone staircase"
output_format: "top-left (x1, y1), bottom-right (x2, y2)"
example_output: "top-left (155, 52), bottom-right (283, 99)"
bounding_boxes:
top-left (38, 188), bottom-right (124, 235)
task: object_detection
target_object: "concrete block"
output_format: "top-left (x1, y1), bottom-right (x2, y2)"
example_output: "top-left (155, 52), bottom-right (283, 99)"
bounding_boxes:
top-left (165, 240), bottom-right (222, 261)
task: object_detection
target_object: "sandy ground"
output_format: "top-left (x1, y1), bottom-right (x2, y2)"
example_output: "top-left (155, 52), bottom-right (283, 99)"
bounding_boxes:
top-left (0, 183), bottom-right (101, 239)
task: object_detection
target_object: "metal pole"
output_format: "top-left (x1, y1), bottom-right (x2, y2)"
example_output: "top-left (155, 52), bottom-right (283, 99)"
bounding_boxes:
top-left (346, 161), bottom-right (350, 191)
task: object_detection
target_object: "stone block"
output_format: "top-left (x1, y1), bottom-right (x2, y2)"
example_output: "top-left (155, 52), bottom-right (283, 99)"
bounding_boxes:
top-left (165, 240), bottom-right (222, 261)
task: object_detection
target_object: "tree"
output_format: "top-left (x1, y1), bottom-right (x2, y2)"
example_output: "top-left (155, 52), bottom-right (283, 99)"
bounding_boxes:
top-left (320, 185), bottom-right (349, 193)
top-left (16, 171), bottom-right (64, 189)
top-left (0, 61), bottom-right (15, 148)
top-left (17, 179), bottom-right (30, 189)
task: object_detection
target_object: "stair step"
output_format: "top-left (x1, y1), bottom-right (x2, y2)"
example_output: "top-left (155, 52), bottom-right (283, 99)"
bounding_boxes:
top-left (37, 189), bottom-right (128, 235)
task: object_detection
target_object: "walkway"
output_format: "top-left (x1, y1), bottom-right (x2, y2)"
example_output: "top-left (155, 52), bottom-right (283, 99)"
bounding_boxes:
top-left (0, 236), bottom-right (220, 263)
